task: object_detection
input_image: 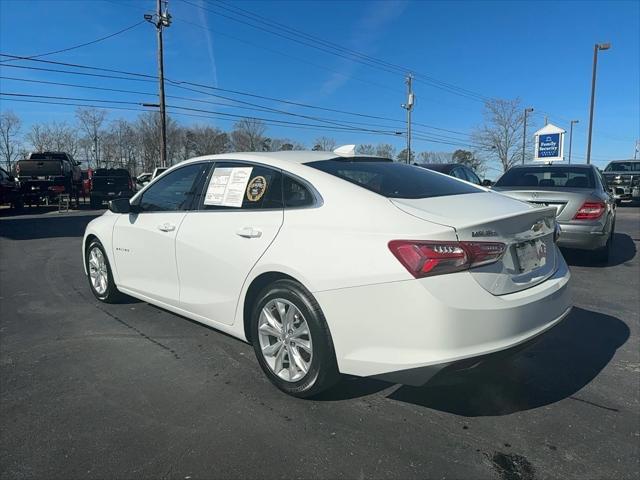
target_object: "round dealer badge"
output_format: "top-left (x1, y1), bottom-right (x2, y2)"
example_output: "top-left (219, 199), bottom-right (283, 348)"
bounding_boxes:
top-left (246, 176), bottom-right (267, 202)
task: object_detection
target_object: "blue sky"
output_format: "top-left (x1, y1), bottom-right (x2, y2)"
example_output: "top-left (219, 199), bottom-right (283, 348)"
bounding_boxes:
top-left (0, 0), bottom-right (638, 174)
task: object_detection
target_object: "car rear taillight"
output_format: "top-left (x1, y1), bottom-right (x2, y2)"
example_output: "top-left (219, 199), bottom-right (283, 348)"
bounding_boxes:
top-left (573, 201), bottom-right (605, 220)
top-left (388, 240), bottom-right (506, 278)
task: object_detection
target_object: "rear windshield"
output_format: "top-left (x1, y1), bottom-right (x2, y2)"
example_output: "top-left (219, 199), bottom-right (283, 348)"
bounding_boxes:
top-left (94, 169), bottom-right (130, 177)
top-left (604, 162), bottom-right (640, 172)
top-left (307, 159), bottom-right (481, 199)
top-left (29, 153), bottom-right (67, 161)
top-left (495, 166), bottom-right (595, 189)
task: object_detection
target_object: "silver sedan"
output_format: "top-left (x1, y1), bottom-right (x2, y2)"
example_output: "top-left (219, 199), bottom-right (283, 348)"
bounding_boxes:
top-left (493, 163), bottom-right (616, 263)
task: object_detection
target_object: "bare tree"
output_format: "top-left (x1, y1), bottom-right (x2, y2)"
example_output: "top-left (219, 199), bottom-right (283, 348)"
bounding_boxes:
top-left (451, 149), bottom-right (487, 176)
top-left (417, 151), bottom-right (452, 164)
top-left (312, 136), bottom-right (336, 151)
top-left (25, 122), bottom-right (79, 156)
top-left (183, 125), bottom-right (229, 157)
top-left (268, 138), bottom-right (304, 151)
top-left (26, 124), bottom-right (49, 153)
top-left (375, 143), bottom-right (395, 158)
top-left (356, 144), bottom-right (376, 155)
top-left (230, 118), bottom-right (267, 152)
top-left (76, 107), bottom-right (107, 167)
top-left (472, 98), bottom-right (534, 172)
top-left (0, 111), bottom-right (22, 171)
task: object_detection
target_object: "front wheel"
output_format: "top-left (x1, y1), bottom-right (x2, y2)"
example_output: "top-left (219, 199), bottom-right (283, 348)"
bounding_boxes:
top-left (251, 279), bottom-right (340, 398)
top-left (86, 240), bottom-right (122, 303)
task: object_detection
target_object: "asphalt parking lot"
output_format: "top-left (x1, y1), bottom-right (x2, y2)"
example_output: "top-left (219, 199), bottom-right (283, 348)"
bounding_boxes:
top-left (0, 205), bottom-right (638, 480)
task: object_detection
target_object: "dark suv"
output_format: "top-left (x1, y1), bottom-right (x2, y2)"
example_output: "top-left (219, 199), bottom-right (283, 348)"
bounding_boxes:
top-left (416, 163), bottom-right (491, 186)
top-left (90, 168), bottom-right (135, 209)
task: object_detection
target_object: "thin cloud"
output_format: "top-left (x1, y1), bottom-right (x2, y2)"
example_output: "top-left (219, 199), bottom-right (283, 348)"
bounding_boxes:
top-left (197, 0), bottom-right (218, 88)
top-left (319, 0), bottom-right (408, 96)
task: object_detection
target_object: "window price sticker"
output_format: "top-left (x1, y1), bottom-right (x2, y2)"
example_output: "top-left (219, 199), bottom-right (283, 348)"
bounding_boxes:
top-left (204, 167), bottom-right (253, 207)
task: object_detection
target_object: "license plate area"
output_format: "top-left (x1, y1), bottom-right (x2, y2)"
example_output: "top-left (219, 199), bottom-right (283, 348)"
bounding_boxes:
top-left (529, 201), bottom-right (564, 215)
top-left (515, 239), bottom-right (547, 273)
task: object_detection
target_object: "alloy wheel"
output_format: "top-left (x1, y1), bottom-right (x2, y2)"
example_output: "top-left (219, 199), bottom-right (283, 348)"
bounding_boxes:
top-left (257, 298), bottom-right (313, 382)
top-left (88, 246), bottom-right (108, 295)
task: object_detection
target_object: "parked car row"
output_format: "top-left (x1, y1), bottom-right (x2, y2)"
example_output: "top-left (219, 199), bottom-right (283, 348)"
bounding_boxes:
top-left (0, 151), bottom-right (166, 211)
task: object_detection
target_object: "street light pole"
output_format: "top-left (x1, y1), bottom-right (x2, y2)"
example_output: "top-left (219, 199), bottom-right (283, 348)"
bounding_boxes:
top-left (401, 74), bottom-right (414, 164)
top-left (568, 120), bottom-right (579, 164)
top-left (145, 1), bottom-right (171, 169)
top-left (522, 107), bottom-right (534, 164)
top-left (586, 42), bottom-right (611, 165)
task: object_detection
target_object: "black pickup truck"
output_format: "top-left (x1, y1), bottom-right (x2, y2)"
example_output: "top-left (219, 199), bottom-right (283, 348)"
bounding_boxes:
top-left (90, 168), bottom-right (135, 209)
top-left (15, 152), bottom-right (82, 206)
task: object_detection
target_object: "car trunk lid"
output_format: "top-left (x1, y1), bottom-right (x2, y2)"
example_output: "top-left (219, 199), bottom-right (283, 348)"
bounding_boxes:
top-left (492, 187), bottom-right (598, 221)
top-left (390, 192), bottom-right (558, 295)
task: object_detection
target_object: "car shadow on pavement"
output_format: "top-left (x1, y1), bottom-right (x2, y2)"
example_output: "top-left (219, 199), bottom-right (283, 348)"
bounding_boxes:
top-left (0, 214), bottom-right (100, 240)
top-left (386, 307), bottom-right (629, 416)
top-left (561, 233), bottom-right (636, 267)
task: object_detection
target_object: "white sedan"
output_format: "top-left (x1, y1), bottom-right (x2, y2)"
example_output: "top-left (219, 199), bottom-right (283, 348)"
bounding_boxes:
top-left (83, 150), bottom-right (572, 397)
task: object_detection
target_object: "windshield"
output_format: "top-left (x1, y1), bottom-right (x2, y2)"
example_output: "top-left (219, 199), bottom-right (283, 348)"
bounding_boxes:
top-left (307, 159), bottom-right (481, 199)
top-left (604, 162), bottom-right (640, 172)
top-left (495, 166), bottom-right (595, 189)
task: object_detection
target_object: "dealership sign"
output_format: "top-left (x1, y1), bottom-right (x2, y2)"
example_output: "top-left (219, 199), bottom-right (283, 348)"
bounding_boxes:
top-left (534, 124), bottom-right (566, 162)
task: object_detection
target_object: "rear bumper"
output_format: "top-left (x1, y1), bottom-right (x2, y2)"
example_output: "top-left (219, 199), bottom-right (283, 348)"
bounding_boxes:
top-left (557, 221), bottom-right (609, 250)
top-left (315, 254), bottom-right (572, 382)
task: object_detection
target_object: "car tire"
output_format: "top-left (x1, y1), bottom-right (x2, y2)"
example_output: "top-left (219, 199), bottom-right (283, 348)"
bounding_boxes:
top-left (12, 197), bottom-right (23, 211)
top-left (594, 223), bottom-right (614, 264)
top-left (85, 240), bottom-right (122, 303)
top-left (250, 279), bottom-right (340, 398)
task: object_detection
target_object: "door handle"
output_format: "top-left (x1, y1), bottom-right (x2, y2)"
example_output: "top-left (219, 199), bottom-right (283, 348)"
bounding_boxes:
top-left (236, 227), bottom-right (262, 238)
top-left (157, 222), bottom-right (176, 232)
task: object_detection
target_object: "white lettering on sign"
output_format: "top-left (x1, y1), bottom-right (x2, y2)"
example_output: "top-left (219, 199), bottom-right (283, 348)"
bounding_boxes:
top-left (204, 167), bottom-right (253, 207)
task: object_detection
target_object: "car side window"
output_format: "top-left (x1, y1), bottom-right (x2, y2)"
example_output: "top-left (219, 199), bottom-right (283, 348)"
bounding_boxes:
top-left (465, 168), bottom-right (481, 185)
top-left (200, 162), bottom-right (283, 210)
top-left (283, 175), bottom-right (315, 208)
top-left (139, 163), bottom-right (207, 212)
top-left (451, 167), bottom-right (467, 180)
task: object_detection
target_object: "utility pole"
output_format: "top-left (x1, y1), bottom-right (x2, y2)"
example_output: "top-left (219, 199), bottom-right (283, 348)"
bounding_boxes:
top-left (634, 139), bottom-right (639, 160)
top-left (145, 1), bottom-right (171, 168)
top-left (568, 120), bottom-right (579, 164)
top-left (401, 74), bottom-right (415, 163)
top-left (522, 107), bottom-right (534, 164)
top-left (586, 42), bottom-right (611, 165)
top-left (93, 134), bottom-right (99, 168)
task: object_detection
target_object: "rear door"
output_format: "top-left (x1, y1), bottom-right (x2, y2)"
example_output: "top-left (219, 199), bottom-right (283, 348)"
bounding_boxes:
top-left (112, 162), bottom-right (209, 305)
top-left (176, 161), bottom-right (284, 325)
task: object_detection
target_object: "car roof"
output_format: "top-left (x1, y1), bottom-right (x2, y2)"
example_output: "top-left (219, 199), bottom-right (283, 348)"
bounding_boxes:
top-left (510, 163), bottom-right (594, 169)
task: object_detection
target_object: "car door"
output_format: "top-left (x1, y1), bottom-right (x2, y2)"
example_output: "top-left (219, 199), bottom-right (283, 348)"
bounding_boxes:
top-left (176, 161), bottom-right (284, 325)
top-left (112, 162), bottom-right (210, 305)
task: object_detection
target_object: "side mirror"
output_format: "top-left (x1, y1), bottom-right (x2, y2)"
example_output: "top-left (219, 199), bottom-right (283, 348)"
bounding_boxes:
top-left (481, 179), bottom-right (494, 187)
top-left (109, 198), bottom-right (133, 214)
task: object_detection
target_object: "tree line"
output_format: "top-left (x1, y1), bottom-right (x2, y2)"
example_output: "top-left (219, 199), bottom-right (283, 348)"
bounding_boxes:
top-left (0, 97), bottom-right (534, 177)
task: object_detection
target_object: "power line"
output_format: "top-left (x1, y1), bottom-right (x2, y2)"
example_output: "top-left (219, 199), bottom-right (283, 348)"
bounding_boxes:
top-left (0, 21), bottom-right (144, 64)
top-left (0, 73), bottom-right (478, 144)
top-left (0, 54), bottom-right (474, 138)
